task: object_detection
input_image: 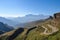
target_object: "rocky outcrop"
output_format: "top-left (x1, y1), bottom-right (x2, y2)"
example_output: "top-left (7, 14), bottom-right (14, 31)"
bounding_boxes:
top-left (54, 12), bottom-right (60, 19)
top-left (53, 12), bottom-right (60, 27)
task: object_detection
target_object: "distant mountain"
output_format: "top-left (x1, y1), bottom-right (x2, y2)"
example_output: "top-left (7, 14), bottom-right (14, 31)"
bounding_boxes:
top-left (16, 17), bottom-right (52, 28)
top-left (1, 13), bottom-right (60, 40)
top-left (16, 19), bottom-right (45, 28)
top-left (0, 17), bottom-right (18, 26)
top-left (15, 14), bottom-right (50, 28)
top-left (0, 22), bottom-right (14, 34)
top-left (8, 14), bottom-right (49, 23)
top-left (0, 14), bottom-right (49, 28)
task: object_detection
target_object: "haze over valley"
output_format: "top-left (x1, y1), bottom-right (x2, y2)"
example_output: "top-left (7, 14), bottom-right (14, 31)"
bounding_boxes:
top-left (0, 0), bottom-right (60, 40)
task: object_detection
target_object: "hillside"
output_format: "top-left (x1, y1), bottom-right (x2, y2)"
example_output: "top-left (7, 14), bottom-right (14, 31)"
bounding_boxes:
top-left (0, 22), bottom-right (14, 34)
top-left (0, 12), bottom-right (60, 40)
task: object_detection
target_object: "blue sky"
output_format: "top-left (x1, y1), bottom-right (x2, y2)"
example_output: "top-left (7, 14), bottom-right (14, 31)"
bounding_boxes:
top-left (0, 0), bottom-right (60, 17)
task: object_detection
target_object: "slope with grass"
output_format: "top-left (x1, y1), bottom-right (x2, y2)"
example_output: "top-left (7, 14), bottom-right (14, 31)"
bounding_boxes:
top-left (0, 13), bottom-right (60, 40)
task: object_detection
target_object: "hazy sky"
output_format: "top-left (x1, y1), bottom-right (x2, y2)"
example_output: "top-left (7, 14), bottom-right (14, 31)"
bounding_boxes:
top-left (0, 0), bottom-right (60, 17)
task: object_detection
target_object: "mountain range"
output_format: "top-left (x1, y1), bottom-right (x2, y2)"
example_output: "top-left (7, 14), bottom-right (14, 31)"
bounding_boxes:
top-left (8, 14), bottom-right (49, 23)
top-left (0, 17), bottom-right (18, 26)
top-left (0, 14), bottom-right (49, 28)
top-left (0, 12), bottom-right (60, 40)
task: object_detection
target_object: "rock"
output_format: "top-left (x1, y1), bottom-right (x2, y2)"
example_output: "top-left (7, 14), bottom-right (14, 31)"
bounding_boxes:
top-left (54, 12), bottom-right (60, 19)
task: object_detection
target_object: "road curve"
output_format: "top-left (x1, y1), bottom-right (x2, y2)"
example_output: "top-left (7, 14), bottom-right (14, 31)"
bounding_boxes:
top-left (41, 24), bottom-right (59, 35)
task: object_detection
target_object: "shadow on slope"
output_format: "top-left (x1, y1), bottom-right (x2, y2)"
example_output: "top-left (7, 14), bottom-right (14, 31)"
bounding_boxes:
top-left (7, 28), bottom-right (24, 40)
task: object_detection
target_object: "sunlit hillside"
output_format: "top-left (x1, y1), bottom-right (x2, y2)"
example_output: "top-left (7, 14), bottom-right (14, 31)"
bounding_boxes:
top-left (0, 13), bottom-right (60, 40)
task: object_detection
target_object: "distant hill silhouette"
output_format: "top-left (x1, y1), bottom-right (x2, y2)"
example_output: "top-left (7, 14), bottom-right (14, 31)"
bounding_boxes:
top-left (0, 14), bottom-right (49, 28)
top-left (0, 22), bottom-right (14, 34)
top-left (0, 17), bottom-right (18, 27)
top-left (8, 14), bottom-right (49, 23)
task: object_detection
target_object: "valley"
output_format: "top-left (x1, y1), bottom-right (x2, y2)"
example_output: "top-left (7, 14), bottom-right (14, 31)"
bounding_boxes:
top-left (0, 12), bottom-right (60, 40)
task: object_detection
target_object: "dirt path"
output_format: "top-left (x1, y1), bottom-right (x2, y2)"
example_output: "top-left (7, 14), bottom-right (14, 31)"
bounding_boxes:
top-left (41, 24), bottom-right (59, 35)
top-left (47, 24), bottom-right (59, 34)
top-left (41, 26), bottom-right (48, 34)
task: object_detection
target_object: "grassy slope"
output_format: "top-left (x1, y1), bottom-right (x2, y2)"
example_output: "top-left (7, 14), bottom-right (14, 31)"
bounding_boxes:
top-left (14, 19), bottom-right (60, 40)
top-left (0, 19), bottom-right (60, 40)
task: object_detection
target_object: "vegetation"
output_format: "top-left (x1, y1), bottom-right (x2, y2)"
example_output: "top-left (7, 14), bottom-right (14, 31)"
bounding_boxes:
top-left (0, 13), bottom-right (60, 40)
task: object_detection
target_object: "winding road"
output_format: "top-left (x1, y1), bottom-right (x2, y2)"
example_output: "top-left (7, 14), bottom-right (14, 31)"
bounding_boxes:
top-left (41, 24), bottom-right (59, 35)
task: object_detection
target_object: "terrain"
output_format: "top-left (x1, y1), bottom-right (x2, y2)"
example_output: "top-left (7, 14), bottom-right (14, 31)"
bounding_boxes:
top-left (0, 17), bottom-right (18, 26)
top-left (0, 13), bottom-right (60, 40)
top-left (8, 14), bottom-right (49, 23)
top-left (0, 14), bottom-right (49, 28)
top-left (0, 22), bottom-right (14, 35)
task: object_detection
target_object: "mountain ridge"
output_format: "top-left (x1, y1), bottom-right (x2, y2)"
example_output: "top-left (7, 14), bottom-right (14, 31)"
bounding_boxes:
top-left (0, 12), bottom-right (60, 40)
top-left (7, 14), bottom-right (49, 23)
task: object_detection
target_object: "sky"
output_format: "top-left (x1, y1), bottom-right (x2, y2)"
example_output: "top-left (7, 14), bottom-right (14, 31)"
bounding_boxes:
top-left (0, 0), bottom-right (60, 17)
